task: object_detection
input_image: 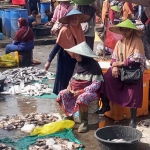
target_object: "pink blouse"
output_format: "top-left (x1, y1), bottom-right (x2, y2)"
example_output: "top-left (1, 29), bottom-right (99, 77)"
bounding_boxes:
top-left (51, 3), bottom-right (73, 23)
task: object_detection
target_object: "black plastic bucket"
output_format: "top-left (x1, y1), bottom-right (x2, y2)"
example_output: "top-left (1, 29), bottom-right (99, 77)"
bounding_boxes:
top-left (33, 25), bottom-right (51, 36)
top-left (94, 125), bottom-right (142, 150)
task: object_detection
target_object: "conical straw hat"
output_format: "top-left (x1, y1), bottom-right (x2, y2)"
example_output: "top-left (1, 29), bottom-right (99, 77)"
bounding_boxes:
top-left (65, 42), bottom-right (99, 58)
top-left (70, 1), bottom-right (75, 4)
top-left (111, 6), bottom-right (120, 12)
top-left (72, 0), bottom-right (95, 5)
top-left (59, 9), bottom-right (90, 24)
top-left (109, 19), bottom-right (143, 36)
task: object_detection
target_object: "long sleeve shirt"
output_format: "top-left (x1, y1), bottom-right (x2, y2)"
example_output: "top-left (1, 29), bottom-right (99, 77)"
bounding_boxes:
top-left (51, 3), bottom-right (73, 23)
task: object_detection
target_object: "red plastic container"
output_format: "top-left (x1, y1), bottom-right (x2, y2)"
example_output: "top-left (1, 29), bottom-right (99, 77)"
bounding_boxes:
top-left (12, 0), bottom-right (26, 5)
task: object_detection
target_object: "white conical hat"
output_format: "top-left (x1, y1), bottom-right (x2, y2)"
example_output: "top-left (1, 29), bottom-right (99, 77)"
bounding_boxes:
top-left (65, 42), bottom-right (99, 58)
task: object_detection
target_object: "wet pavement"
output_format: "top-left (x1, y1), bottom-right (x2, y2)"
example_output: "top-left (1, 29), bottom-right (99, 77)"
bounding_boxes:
top-left (0, 45), bottom-right (150, 150)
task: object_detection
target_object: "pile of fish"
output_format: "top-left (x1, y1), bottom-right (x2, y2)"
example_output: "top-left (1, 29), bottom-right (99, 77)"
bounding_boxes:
top-left (0, 144), bottom-right (14, 150)
top-left (0, 113), bottom-right (61, 130)
top-left (28, 137), bottom-right (84, 150)
top-left (6, 83), bottom-right (53, 96)
top-left (108, 139), bottom-right (127, 143)
top-left (2, 67), bottom-right (55, 85)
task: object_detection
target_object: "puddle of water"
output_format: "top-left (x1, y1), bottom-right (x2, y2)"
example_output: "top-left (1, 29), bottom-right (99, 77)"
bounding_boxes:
top-left (0, 94), bottom-right (63, 140)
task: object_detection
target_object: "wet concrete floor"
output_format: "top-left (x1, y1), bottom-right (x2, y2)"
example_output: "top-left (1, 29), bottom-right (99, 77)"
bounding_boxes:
top-left (0, 45), bottom-right (150, 150)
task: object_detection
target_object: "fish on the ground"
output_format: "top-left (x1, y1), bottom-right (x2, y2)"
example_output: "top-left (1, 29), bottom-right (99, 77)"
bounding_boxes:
top-left (110, 139), bottom-right (126, 143)
top-left (6, 83), bottom-right (53, 96)
top-left (28, 137), bottom-right (84, 150)
top-left (0, 143), bottom-right (14, 150)
top-left (2, 67), bottom-right (55, 85)
top-left (0, 113), bottom-right (61, 130)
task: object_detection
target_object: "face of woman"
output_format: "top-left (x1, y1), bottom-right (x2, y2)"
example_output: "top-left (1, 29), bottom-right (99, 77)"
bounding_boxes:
top-left (18, 20), bottom-right (21, 28)
top-left (75, 54), bottom-right (82, 62)
top-left (68, 15), bottom-right (80, 27)
top-left (120, 27), bottom-right (134, 39)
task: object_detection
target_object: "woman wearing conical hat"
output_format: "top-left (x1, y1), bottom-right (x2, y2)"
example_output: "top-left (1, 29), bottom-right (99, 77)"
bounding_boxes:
top-left (45, 9), bottom-right (90, 95)
top-left (97, 19), bottom-right (146, 128)
top-left (57, 42), bottom-right (104, 133)
top-left (109, 5), bottom-right (121, 24)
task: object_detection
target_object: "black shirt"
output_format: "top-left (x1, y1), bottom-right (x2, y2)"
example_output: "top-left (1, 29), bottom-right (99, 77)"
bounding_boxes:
top-left (48, 13), bottom-right (53, 22)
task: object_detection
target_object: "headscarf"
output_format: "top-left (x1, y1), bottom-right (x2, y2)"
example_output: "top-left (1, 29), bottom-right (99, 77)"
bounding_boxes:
top-left (113, 31), bottom-right (145, 62)
top-left (73, 56), bottom-right (103, 76)
top-left (77, 5), bottom-right (96, 21)
top-left (56, 21), bottom-right (85, 49)
top-left (14, 18), bottom-right (34, 43)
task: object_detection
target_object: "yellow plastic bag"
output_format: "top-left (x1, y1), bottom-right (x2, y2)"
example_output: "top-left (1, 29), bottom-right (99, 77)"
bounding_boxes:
top-left (30, 120), bottom-right (75, 136)
top-left (0, 53), bottom-right (18, 67)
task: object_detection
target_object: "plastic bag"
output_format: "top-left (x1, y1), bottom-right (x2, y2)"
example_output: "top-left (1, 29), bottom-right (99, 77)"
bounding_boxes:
top-left (96, 44), bottom-right (104, 56)
top-left (30, 120), bottom-right (75, 136)
top-left (21, 124), bottom-right (35, 133)
top-left (0, 53), bottom-right (18, 67)
top-left (104, 22), bottom-right (122, 50)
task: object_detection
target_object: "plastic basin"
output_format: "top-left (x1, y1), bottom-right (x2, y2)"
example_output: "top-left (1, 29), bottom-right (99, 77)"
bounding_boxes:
top-left (94, 125), bottom-right (142, 150)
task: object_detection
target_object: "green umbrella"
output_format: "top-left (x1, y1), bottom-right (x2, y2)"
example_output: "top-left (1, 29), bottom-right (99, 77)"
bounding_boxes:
top-left (72, 0), bottom-right (95, 5)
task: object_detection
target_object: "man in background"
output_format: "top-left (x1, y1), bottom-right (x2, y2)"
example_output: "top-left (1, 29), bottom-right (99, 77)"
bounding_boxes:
top-left (28, 10), bottom-right (39, 28)
top-left (45, 9), bottom-right (53, 22)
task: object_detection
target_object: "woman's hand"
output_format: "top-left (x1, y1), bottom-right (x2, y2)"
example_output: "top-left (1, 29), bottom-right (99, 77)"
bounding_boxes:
top-left (67, 84), bottom-right (72, 93)
top-left (73, 90), bottom-right (81, 98)
top-left (112, 62), bottom-right (124, 67)
top-left (32, 21), bottom-right (38, 26)
top-left (112, 67), bottom-right (119, 78)
top-left (45, 62), bottom-right (51, 71)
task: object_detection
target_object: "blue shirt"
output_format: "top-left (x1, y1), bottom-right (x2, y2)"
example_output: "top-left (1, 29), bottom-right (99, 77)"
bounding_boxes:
top-left (28, 16), bottom-right (36, 28)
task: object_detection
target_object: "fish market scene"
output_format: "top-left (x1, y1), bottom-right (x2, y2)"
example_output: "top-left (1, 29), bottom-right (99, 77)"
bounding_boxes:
top-left (0, 0), bottom-right (150, 149)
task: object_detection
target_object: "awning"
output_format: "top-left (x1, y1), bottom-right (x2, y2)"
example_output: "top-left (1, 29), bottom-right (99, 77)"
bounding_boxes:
top-left (118, 0), bottom-right (150, 7)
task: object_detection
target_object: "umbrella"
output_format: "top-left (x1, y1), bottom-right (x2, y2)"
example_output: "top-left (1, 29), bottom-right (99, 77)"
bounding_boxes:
top-left (118, 0), bottom-right (150, 7)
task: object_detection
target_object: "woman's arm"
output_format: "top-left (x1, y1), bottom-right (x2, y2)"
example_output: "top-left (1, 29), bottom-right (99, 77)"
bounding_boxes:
top-left (81, 81), bottom-right (101, 93)
top-left (51, 6), bottom-right (58, 22)
top-left (48, 43), bottom-right (61, 63)
top-left (13, 41), bottom-right (20, 45)
top-left (45, 43), bottom-right (61, 71)
top-left (124, 58), bottom-right (140, 66)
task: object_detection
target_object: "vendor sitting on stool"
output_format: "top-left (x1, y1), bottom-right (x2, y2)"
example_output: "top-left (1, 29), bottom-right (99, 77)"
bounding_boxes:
top-left (5, 18), bottom-right (34, 67)
top-left (57, 42), bottom-right (104, 133)
top-left (28, 10), bottom-right (39, 28)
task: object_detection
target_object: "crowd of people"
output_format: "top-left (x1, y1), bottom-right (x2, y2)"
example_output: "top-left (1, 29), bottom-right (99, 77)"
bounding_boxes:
top-left (4, 0), bottom-right (150, 133)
